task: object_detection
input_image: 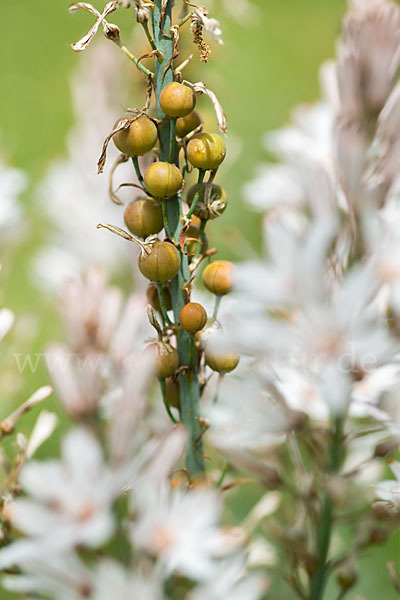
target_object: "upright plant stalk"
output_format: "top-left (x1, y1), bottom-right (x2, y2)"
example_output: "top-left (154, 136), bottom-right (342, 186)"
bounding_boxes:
top-left (152, 0), bottom-right (205, 476)
top-left (309, 416), bottom-right (345, 600)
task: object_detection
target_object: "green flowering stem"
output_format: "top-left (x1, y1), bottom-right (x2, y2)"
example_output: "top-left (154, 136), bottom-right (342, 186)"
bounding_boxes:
top-left (132, 156), bottom-right (145, 189)
top-left (212, 295), bottom-right (222, 322)
top-left (169, 118), bottom-right (177, 163)
top-left (309, 415), bottom-right (345, 600)
top-left (161, 199), bottom-right (172, 239)
top-left (186, 169), bottom-right (206, 220)
top-left (159, 378), bottom-right (178, 424)
top-left (153, 0), bottom-right (205, 477)
top-left (119, 44), bottom-right (154, 77)
top-left (156, 284), bottom-right (173, 326)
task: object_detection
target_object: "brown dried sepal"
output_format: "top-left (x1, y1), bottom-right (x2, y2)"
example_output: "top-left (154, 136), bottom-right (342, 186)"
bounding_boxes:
top-left (189, 81), bottom-right (227, 133)
top-left (97, 114), bottom-right (141, 174)
top-left (108, 153), bottom-right (129, 205)
top-left (69, 2), bottom-right (120, 52)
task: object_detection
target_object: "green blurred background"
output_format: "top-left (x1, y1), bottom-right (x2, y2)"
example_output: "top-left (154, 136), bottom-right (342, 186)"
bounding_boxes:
top-left (0, 0), bottom-right (398, 598)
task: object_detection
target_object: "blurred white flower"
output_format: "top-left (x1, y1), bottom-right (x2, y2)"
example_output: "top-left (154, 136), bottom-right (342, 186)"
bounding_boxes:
top-left (375, 460), bottom-right (400, 507)
top-left (2, 553), bottom-right (92, 600)
top-left (46, 268), bottom-right (153, 421)
top-left (91, 560), bottom-right (163, 600)
top-left (132, 481), bottom-right (242, 580)
top-left (205, 376), bottom-right (287, 478)
top-left (188, 556), bottom-right (267, 600)
top-left (0, 428), bottom-right (126, 567)
top-left (0, 161), bottom-right (26, 232)
top-left (32, 42), bottom-right (141, 290)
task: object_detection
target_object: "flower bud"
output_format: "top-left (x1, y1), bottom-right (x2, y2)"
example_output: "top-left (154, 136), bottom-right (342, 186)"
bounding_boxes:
top-left (336, 564), bottom-right (357, 590)
top-left (374, 437), bottom-right (400, 458)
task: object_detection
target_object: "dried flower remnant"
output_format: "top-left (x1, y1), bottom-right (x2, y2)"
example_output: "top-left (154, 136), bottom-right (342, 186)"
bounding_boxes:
top-left (69, 2), bottom-right (120, 51)
top-left (32, 42), bottom-right (136, 289)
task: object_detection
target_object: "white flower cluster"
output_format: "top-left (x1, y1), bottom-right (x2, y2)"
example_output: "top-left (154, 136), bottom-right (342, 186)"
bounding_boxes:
top-left (0, 270), bottom-right (267, 600)
top-left (0, 421), bottom-right (266, 600)
top-left (198, 0), bottom-right (400, 517)
top-left (220, 0), bottom-right (400, 431)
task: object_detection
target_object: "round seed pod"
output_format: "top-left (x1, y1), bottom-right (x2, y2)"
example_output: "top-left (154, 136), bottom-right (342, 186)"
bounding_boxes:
top-left (176, 110), bottom-right (202, 137)
top-left (205, 346), bottom-right (239, 373)
top-left (186, 183), bottom-right (227, 220)
top-left (148, 341), bottom-right (179, 379)
top-left (138, 241), bottom-right (181, 282)
top-left (124, 198), bottom-right (163, 238)
top-left (144, 162), bottom-right (183, 197)
top-left (202, 260), bottom-right (234, 295)
top-left (187, 133), bottom-right (226, 171)
top-left (165, 377), bottom-right (180, 409)
top-left (160, 82), bottom-right (196, 118)
top-left (179, 302), bottom-right (207, 333)
top-left (185, 224), bottom-right (208, 257)
top-left (190, 214), bottom-right (202, 228)
top-left (113, 116), bottom-right (158, 156)
top-left (147, 283), bottom-right (172, 312)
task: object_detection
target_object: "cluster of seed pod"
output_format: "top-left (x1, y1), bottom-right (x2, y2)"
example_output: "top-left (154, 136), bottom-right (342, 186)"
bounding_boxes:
top-left (104, 79), bottom-right (238, 419)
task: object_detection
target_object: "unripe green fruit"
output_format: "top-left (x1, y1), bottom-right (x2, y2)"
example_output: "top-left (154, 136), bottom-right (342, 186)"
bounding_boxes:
top-left (160, 82), bottom-right (196, 118)
top-left (186, 183), bottom-right (227, 220)
top-left (124, 198), bottom-right (163, 238)
top-left (202, 260), bottom-right (234, 295)
top-left (138, 241), bottom-right (181, 282)
top-left (165, 377), bottom-right (180, 409)
top-left (205, 347), bottom-right (239, 373)
top-left (113, 116), bottom-right (158, 156)
top-left (187, 133), bottom-right (226, 170)
top-left (148, 342), bottom-right (179, 379)
top-left (147, 283), bottom-right (172, 312)
top-left (176, 110), bottom-right (202, 137)
top-left (179, 302), bottom-right (207, 333)
top-left (144, 162), bottom-right (183, 197)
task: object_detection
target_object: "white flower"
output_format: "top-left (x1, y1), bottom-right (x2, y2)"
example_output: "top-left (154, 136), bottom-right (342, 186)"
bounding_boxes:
top-left (46, 268), bottom-right (153, 420)
top-left (188, 556), bottom-right (267, 600)
top-left (375, 461), bottom-right (400, 507)
top-left (91, 560), bottom-right (163, 600)
top-left (0, 428), bottom-right (126, 568)
top-left (132, 481), bottom-right (241, 580)
top-left (206, 376), bottom-right (287, 459)
top-left (2, 553), bottom-right (92, 600)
